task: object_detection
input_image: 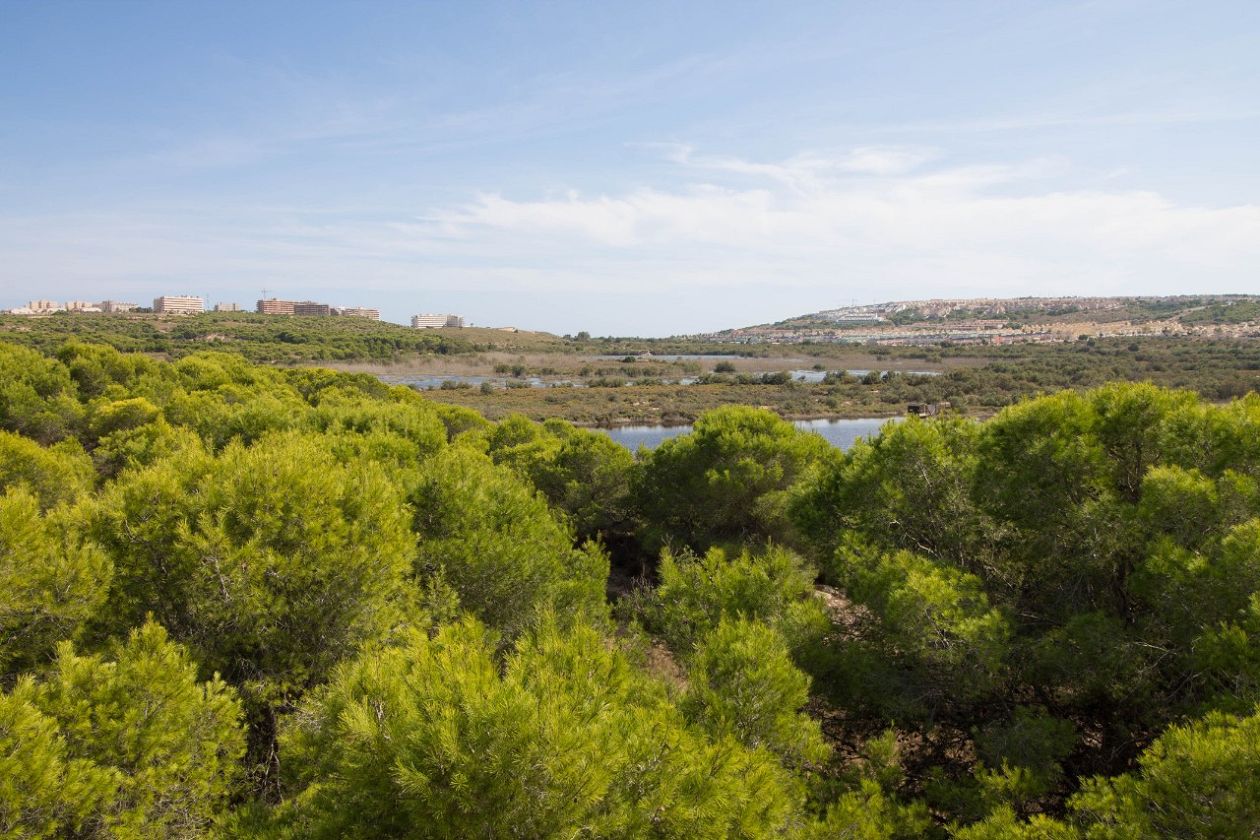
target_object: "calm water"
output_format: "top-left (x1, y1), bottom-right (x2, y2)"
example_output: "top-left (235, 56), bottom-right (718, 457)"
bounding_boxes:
top-left (384, 368), bottom-right (940, 390)
top-left (599, 416), bottom-right (900, 451)
top-left (383, 374), bottom-right (581, 390)
top-left (594, 353), bottom-right (745, 361)
top-left (788, 368), bottom-right (941, 383)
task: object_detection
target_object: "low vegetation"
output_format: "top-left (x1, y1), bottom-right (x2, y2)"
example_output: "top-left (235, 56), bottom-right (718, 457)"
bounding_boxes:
top-left (427, 336), bottom-right (1260, 424)
top-left (0, 312), bottom-right (539, 363)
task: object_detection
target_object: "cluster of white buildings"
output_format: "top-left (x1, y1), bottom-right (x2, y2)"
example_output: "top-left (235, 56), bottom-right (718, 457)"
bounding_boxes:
top-left (2, 295), bottom-right (214, 315)
top-left (815, 305), bottom-right (888, 325)
top-left (3, 299), bottom-right (142, 315)
top-left (5, 294), bottom-right (471, 329)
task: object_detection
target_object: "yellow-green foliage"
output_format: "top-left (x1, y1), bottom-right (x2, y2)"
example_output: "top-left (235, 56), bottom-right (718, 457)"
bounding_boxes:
top-left (958, 708), bottom-right (1260, 838)
top-left (406, 447), bottom-right (609, 637)
top-left (0, 431), bottom-right (95, 508)
top-left (633, 405), bottom-right (835, 551)
top-left (0, 344), bottom-right (83, 444)
top-left (652, 544), bottom-right (829, 659)
top-left (485, 414), bottom-right (634, 540)
top-left (0, 622), bottom-right (244, 838)
top-left (274, 616), bottom-right (806, 839)
top-left (683, 617), bottom-right (828, 768)
top-left (3, 338), bottom-right (1260, 836)
top-left (0, 488), bottom-right (110, 675)
top-left (89, 432), bottom-right (420, 700)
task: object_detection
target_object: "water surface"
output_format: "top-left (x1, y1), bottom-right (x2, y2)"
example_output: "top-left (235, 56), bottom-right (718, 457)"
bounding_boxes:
top-left (382, 368), bottom-right (940, 390)
top-left (594, 353), bottom-right (745, 361)
top-left (599, 416), bottom-right (900, 451)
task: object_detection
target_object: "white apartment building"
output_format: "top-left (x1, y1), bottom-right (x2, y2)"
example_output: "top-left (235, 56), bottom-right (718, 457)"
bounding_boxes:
top-left (28, 300), bottom-right (62, 313)
top-left (153, 295), bottom-right (205, 315)
top-left (411, 313), bottom-right (464, 329)
top-left (337, 307), bottom-right (380, 320)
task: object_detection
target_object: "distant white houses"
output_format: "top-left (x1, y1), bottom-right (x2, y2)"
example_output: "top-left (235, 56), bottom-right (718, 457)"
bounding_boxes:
top-left (153, 295), bottom-right (205, 315)
top-left (3, 299), bottom-right (64, 315)
top-left (2, 298), bottom-right (142, 315)
top-left (1, 292), bottom-right (430, 326)
top-left (411, 314), bottom-right (464, 329)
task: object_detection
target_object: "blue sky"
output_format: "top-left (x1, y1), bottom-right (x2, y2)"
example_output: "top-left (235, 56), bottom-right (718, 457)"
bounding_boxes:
top-left (2, 1), bottom-right (1258, 335)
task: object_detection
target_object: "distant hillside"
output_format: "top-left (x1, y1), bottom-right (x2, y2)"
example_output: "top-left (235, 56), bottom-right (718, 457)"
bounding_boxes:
top-left (705, 295), bottom-right (1260, 346)
top-left (0, 311), bottom-right (569, 363)
top-left (774, 295), bottom-right (1260, 328)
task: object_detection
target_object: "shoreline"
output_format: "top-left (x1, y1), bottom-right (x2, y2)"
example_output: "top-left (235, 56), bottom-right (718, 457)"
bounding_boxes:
top-left (573, 411), bottom-right (908, 431)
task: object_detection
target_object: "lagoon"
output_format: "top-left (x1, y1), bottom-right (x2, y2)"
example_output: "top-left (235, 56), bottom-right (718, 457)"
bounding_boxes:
top-left (383, 368), bottom-right (940, 390)
top-left (598, 416), bottom-right (899, 451)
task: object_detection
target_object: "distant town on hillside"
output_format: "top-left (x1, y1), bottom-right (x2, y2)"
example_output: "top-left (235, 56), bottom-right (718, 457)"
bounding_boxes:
top-left (700, 294), bottom-right (1260, 346)
top-left (1, 295), bottom-right (467, 330)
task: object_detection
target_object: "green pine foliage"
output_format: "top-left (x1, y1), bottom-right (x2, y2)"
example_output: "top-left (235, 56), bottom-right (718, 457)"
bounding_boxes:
top-left (632, 405), bottom-right (835, 552)
top-left (406, 446), bottom-right (610, 637)
top-left (0, 488), bottom-right (110, 676)
top-left (683, 618), bottom-right (828, 768)
top-left (0, 344), bottom-right (83, 444)
top-left (957, 708), bottom-right (1260, 838)
top-left (1, 336), bottom-right (1259, 836)
top-left (0, 622), bottom-right (244, 838)
top-left (87, 432), bottom-right (420, 701)
top-left (483, 414), bottom-right (635, 541)
top-left (267, 616), bottom-right (806, 839)
top-left (649, 544), bottom-right (830, 660)
top-left (0, 431), bottom-right (95, 509)
top-left (794, 381), bottom-right (1260, 829)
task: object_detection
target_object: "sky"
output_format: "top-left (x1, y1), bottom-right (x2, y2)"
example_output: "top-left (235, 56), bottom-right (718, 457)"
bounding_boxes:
top-left (1, 1), bottom-right (1258, 335)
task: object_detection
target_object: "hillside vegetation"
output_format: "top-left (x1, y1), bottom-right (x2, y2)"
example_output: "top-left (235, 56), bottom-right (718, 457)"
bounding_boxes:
top-left (0, 312), bottom-right (576, 363)
top-left (428, 336), bottom-right (1260, 424)
top-left (766, 294), bottom-right (1260, 331)
top-left (2, 339), bottom-right (1260, 837)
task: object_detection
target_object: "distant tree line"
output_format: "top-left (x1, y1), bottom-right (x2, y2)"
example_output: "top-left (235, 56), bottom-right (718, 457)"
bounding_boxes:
top-left (0, 312), bottom-right (468, 363)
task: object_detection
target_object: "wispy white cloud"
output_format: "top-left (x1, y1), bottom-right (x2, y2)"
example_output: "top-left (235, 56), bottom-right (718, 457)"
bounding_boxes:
top-left (4, 146), bottom-right (1258, 332)
top-left (854, 106), bottom-right (1260, 136)
top-left (645, 143), bottom-right (937, 193)
top-left (420, 147), bottom-right (1260, 295)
